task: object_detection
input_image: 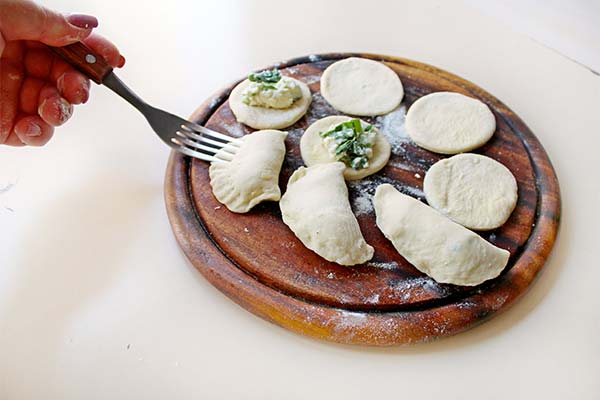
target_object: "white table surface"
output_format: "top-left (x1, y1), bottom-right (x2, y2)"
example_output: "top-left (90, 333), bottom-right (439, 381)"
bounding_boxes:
top-left (1, 1), bottom-right (599, 399)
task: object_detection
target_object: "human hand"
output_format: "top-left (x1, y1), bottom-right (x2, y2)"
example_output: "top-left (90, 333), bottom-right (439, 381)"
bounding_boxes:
top-left (0, 0), bottom-right (125, 146)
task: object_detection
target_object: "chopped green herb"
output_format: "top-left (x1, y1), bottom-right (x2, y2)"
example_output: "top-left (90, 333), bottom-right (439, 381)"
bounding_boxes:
top-left (248, 69), bottom-right (282, 84)
top-left (319, 119), bottom-right (376, 170)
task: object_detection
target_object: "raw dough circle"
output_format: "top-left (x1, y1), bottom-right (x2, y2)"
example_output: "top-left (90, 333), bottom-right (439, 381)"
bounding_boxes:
top-left (320, 57), bottom-right (403, 116)
top-left (406, 92), bottom-right (496, 154)
top-left (300, 115), bottom-right (391, 180)
top-left (424, 153), bottom-right (518, 230)
top-left (229, 77), bottom-right (312, 130)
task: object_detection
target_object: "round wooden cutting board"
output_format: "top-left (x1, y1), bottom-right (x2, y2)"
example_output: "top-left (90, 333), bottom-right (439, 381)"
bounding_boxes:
top-left (164, 53), bottom-right (560, 346)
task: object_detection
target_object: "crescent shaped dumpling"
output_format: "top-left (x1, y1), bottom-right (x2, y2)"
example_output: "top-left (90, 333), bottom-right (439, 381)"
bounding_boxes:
top-left (373, 184), bottom-right (509, 286)
top-left (280, 162), bottom-right (374, 266)
top-left (300, 115), bottom-right (391, 180)
top-left (209, 130), bottom-right (287, 213)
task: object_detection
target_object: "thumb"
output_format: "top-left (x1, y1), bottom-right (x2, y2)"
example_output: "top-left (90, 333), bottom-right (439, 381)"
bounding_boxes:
top-left (0, 0), bottom-right (97, 46)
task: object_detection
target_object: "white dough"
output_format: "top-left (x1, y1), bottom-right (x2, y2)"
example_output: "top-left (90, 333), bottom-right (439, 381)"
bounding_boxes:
top-left (229, 77), bottom-right (311, 130)
top-left (300, 115), bottom-right (391, 180)
top-left (320, 57), bottom-right (404, 116)
top-left (406, 92), bottom-right (496, 154)
top-left (280, 162), bottom-right (374, 266)
top-left (209, 130), bottom-right (287, 213)
top-left (373, 184), bottom-right (509, 286)
top-left (424, 153), bottom-right (518, 230)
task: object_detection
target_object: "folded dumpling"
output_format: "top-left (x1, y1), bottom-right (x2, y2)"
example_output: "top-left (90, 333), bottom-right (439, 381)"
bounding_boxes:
top-left (209, 130), bottom-right (287, 213)
top-left (280, 162), bottom-right (374, 265)
top-left (373, 184), bottom-right (510, 286)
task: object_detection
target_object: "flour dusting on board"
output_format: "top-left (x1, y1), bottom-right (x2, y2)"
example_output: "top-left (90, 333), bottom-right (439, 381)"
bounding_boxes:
top-left (388, 276), bottom-right (448, 299)
top-left (365, 294), bottom-right (380, 304)
top-left (374, 105), bottom-right (410, 155)
top-left (349, 175), bottom-right (425, 216)
top-left (330, 311), bottom-right (367, 334)
top-left (367, 261), bottom-right (400, 270)
top-left (306, 93), bottom-right (339, 124)
top-left (284, 67), bottom-right (321, 85)
top-left (286, 127), bottom-right (304, 145)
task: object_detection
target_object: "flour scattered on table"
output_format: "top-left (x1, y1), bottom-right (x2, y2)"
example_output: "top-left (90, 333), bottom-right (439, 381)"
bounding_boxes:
top-left (0, 181), bottom-right (16, 194)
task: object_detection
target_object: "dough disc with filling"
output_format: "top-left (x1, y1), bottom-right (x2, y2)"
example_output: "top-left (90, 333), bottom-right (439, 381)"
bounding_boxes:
top-left (424, 153), bottom-right (518, 230)
top-left (320, 57), bottom-right (403, 116)
top-left (300, 115), bottom-right (391, 180)
top-left (229, 77), bottom-right (311, 130)
top-left (406, 92), bottom-right (496, 154)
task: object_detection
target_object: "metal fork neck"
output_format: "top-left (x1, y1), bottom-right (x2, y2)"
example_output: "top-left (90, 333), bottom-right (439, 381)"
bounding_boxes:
top-left (102, 72), bottom-right (150, 112)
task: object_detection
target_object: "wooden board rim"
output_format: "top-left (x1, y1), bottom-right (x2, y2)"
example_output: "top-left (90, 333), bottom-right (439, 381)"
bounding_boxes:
top-left (164, 53), bottom-right (561, 346)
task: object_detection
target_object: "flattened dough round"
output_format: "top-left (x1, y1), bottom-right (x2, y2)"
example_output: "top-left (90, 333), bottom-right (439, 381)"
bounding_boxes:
top-left (320, 57), bottom-right (403, 116)
top-left (406, 92), bottom-right (496, 154)
top-left (300, 115), bottom-right (391, 180)
top-left (424, 153), bottom-right (518, 230)
top-left (229, 77), bottom-right (312, 130)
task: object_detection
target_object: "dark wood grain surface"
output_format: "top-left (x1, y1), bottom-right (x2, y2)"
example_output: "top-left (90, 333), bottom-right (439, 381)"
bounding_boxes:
top-left (164, 53), bottom-right (560, 345)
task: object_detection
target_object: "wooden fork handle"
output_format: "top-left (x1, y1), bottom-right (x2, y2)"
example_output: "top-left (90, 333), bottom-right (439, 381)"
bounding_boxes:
top-left (49, 42), bottom-right (113, 84)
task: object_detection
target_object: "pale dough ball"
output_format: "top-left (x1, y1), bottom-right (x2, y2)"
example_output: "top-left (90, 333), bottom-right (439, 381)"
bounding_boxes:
top-left (320, 57), bottom-right (404, 116)
top-left (406, 92), bottom-right (496, 154)
top-left (300, 115), bottom-right (391, 180)
top-left (423, 153), bottom-right (518, 230)
top-left (229, 77), bottom-right (312, 130)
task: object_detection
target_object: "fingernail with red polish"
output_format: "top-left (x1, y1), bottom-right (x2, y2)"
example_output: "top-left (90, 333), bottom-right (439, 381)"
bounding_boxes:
top-left (67, 14), bottom-right (99, 29)
top-left (118, 55), bottom-right (126, 68)
top-left (25, 123), bottom-right (42, 137)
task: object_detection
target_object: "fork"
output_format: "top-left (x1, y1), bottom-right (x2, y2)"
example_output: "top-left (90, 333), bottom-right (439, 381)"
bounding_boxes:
top-left (50, 42), bottom-right (241, 162)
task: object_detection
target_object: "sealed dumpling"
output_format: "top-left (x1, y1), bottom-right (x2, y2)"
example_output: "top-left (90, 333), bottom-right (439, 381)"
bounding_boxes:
top-left (373, 184), bottom-right (509, 286)
top-left (209, 130), bottom-right (287, 213)
top-left (280, 162), bottom-right (374, 265)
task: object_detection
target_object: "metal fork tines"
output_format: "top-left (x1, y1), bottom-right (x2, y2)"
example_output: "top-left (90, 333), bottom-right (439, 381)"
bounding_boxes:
top-left (49, 42), bottom-right (242, 162)
top-left (102, 71), bottom-right (242, 162)
top-left (172, 124), bottom-right (243, 162)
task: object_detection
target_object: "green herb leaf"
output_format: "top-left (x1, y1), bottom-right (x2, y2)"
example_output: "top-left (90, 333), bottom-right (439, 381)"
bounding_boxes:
top-left (248, 69), bottom-right (282, 84)
top-left (319, 119), bottom-right (375, 170)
